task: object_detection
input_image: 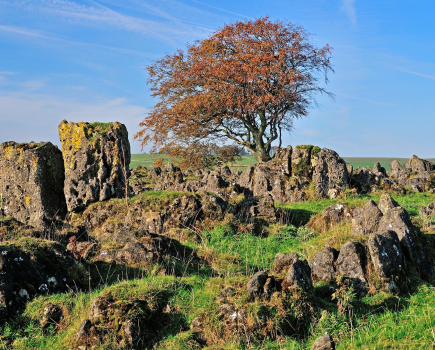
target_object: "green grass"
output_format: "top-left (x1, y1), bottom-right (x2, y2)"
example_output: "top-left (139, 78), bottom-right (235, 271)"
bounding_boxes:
top-left (130, 154), bottom-right (435, 173)
top-left (2, 190), bottom-right (435, 349)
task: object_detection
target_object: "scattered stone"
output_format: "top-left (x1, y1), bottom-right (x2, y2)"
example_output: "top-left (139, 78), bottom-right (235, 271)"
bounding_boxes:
top-left (308, 203), bottom-right (350, 233)
top-left (216, 287), bottom-right (235, 300)
top-left (373, 162), bottom-right (387, 176)
top-left (0, 244), bottom-right (80, 319)
top-left (310, 247), bottom-right (339, 283)
top-left (336, 241), bottom-right (367, 295)
top-left (378, 193), bottom-right (399, 214)
top-left (249, 194), bottom-right (276, 220)
top-left (419, 202), bottom-right (435, 217)
top-left (272, 253), bottom-right (299, 274)
top-left (286, 259), bottom-right (313, 291)
top-left (378, 207), bottom-right (433, 278)
top-left (368, 230), bottom-right (405, 281)
top-left (41, 303), bottom-right (63, 328)
top-left (247, 270), bottom-right (269, 297)
top-left (311, 333), bottom-right (335, 350)
top-left (59, 120), bottom-right (131, 212)
top-left (351, 200), bottom-right (383, 235)
top-left (0, 141), bottom-right (67, 229)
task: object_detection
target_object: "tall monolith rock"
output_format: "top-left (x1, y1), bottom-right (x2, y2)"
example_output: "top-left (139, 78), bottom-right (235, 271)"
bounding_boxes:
top-left (0, 141), bottom-right (66, 228)
top-left (59, 120), bottom-right (131, 212)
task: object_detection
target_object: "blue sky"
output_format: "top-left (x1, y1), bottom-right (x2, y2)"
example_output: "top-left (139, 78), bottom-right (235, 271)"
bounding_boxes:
top-left (0, 0), bottom-right (434, 157)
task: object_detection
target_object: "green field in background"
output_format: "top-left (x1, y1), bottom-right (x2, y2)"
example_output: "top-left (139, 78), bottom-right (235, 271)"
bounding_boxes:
top-left (131, 154), bottom-right (435, 172)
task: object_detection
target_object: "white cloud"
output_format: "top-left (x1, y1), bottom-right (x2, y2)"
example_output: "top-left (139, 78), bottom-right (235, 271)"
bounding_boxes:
top-left (342, 0), bottom-right (356, 26)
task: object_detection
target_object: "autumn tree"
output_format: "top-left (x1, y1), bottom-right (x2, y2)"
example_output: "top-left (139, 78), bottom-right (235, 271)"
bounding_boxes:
top-left (135, 17), bottom-right (333, 166)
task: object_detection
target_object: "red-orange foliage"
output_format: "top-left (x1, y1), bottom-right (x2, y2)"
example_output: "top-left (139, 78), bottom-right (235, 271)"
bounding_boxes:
top-left (135, 17), bottom-right (333, 166)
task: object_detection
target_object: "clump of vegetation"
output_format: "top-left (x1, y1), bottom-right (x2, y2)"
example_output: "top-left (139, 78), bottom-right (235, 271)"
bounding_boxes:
top-left (89, 122), bottom-right (113, 135)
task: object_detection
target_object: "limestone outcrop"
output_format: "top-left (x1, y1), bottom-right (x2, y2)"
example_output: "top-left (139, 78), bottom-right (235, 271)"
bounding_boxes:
top-left (58, 120), bottom-right (130, 212)
top-left (0, 141), bottom-right (66, 228)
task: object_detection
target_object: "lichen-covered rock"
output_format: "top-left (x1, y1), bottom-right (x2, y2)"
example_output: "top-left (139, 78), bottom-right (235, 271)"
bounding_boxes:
top-left (58, 120), bottom-right (130, 212)
top-left (336, 241), bottom-right (367, 295)
top-left (249, 194), bottom-right (276, 220)
top-left (351, 200), bottom-right (383, 235)
top-left (405, 155), bottom-right (433, 173)
top-left (378, 207), bottom-right (433, 278)
top-left (286, 259), bottom-right (313, 291)
top-left (311, 148), bottom-right (348, 198)
top-left (94, 227), bottom-right (195, 268)
top-left (247, 270), bottom-right (269, 297)
top-left (75, 295), bottom-right (151, 349)
top-left (390, 160), bottom-right (408, 179)
top-left (272, 253), bottom-right (299, 274)
top-left (0, 141), bottom-right (66, 229)
top-left (310, 247), bottom-right (338, 283)
top-left (311, 333), bottom-right (336, 350)
top-left (41, 303), bottom-right (63, 329)
top-left (308, 203), bottom-right (351, 233)
top-left (419, 202), bottom-right (435, 217)
top-left (237, 166), bottom-right (254, 193)
top-left (291, 145), bottom-right (318, 182)
top-left (351, 167), bottom-right (377, 193)
top-left (368, 230), bottom-right (405, 284)
top-left (373, 162), bottom-right (387, 177)
top-left (265, 146), bottom-right (292, 175)
top-left (378, 193), bottom-right (399, 214)
top-left (0, 242), bottom-right (81, 319)
top-left (253, 166), bottom-right (273, 196)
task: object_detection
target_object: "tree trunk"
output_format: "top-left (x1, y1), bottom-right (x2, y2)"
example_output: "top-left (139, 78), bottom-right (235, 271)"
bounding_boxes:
top-left (251, 146), bottom-right (271, 163)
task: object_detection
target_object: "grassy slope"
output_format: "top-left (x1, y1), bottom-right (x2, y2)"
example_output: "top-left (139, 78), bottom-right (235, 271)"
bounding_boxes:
top-left (2, 190), bottom-right (435, 349)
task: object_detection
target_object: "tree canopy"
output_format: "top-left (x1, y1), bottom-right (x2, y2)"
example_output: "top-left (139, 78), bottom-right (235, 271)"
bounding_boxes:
top-left (135, 17), bottom-right (334, 167)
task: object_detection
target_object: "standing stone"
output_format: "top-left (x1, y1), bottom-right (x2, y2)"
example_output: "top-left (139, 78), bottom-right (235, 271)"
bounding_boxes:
top-left (311, 148), bottom-right (348, 198)
top-left (59, 120), bottom-right (131, 212)
top-left (272, 253), bottom-right (299, 274)
top-left (247, 271), bottom-right (269, 297)
top-left (368, 230), bottom-right (405, 281)
top-left (0, 141), bottom-right (66, 228)
top-left (351, 200), bottom-right (383, 236)
top-left (378, 193), bottom-right (399, 214)
top-left (291, 145), bottom-right (316, 182)
top-left (310, 247), bottom-right (338, 283)
top-left (286, 259), bottom-right (313, 291)
top-left (405, 155), bottom-right (433, 173)
top-left (265, 146), bottom-right (292, 175)
top-left (378, 207), bottom-right (433, 278)
top-left (336, 241), bottom-right (367, 295)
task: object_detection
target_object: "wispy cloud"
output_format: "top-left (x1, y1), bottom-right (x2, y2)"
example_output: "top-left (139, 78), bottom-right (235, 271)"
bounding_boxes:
top-left (397, 68), bottom-right (435, 80)
top-left (336, 93), bottom-right (399, 107)
top-left (11, 0), bottom-right (210, 46)
top-left (342, 0), bottom-right (356, 26)
top-left (0, 24), bottom-right (157, 57)
top-left (190, 0), bottom-right (253, 20)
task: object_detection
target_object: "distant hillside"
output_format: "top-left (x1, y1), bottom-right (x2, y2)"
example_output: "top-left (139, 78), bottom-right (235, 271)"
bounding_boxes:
top-left (131, 153), bottom-right (435, 172)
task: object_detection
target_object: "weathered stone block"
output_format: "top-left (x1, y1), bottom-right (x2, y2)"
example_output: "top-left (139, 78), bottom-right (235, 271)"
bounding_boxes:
top-left (312, 148), bottom-right (348, 198)
top-left (0, 141), bottom-right (66, 228)
top-left (58, 120), bottom-right (130, 212)
top-left (336, 241), bottom-right (367, 295)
